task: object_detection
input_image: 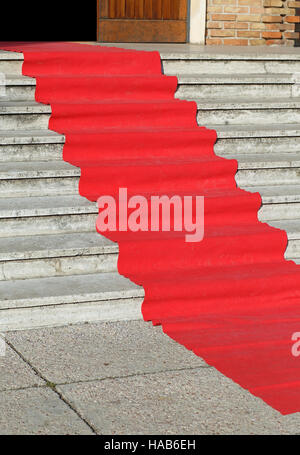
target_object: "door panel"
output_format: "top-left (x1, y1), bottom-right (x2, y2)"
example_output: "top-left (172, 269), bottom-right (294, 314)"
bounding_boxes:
top-left (98, 0), bottom-right (188, 42)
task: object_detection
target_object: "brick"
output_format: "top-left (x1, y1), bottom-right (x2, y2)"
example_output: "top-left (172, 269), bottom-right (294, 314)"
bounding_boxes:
top-left (285, 15), bottom-right (300, 22)
top-left (265, 39), bottom-right (285, 44)
top-left (239, 0), bottom-right (261, 5)
top-left (237, 30), bottom-right (261, 37)
top-left (265, 7), bottom-right (295, 14)
top-left (210, 29), bottom-right (236, 37)
top-left (278, 23), bottom-right (295, 30)
top-left (206, 38), bottom-right (223, 45)
top-left (287, 1), bottom-right (300, 6)
top-left (250, 39), bottom-right (267, 45)
top-left (262, 15), bottom-right (283, 22)
top-left (224, 21), bottom-right (249, 28)
top-left (211, 0), bottom-right (236, 4)
top-left (263, 0), bottom-right (283, 6)
top-left (250, 7), bottom-right (266, 13)
top-left (250, 23), bottom-right (266, 30)
top-left (284, 31), bottom-right (300, 38)
top-left (222, 38), bottom-right (249, 45)
top-left (211, 14), bottom-right (236, 21)
top-left (237, 14), bottom-right (261, 21)
top-left (265, 22), bottom-right (294, 29)
top-left (224, 6), bottom-right (249, 13)
top-left (207, 21), bottom-right (222, 29)
top-left (207, 6), bottom-right (223, 13)
top-left (262, 31), bottom-right (283, 37)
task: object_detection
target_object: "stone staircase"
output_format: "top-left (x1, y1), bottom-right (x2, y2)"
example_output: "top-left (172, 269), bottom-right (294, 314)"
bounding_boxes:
top-left (1, 47), bottom-right (300, 331)
top-left (165, 50), bottom-right (300, 265)
top-left (0, 51), bottom-right (144, 331)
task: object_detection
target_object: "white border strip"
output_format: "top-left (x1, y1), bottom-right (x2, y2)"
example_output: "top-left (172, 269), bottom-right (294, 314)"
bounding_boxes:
top-left (189, 0), bottom-right (207, 44)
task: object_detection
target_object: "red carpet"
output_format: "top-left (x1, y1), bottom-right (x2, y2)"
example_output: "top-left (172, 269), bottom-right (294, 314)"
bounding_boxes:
top-left (2, 42), bottom-right (300, 414)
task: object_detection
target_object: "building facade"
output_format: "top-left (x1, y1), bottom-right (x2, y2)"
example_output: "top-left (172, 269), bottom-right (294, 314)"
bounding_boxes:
top-left (205, 0), bottom-right (300, 46)
top-left (97, 0), bottom-right (300, 46)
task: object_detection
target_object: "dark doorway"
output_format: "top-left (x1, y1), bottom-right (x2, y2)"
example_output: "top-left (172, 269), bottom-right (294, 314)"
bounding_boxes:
top-left (0, 1), bottom-right (97, 41)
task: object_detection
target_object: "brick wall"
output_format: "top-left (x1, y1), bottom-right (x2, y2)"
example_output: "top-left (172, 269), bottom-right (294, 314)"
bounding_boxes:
top-left (206, 0), bottom-right (300, 46)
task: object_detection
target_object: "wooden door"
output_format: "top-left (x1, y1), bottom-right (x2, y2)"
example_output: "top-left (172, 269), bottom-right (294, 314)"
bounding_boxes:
top-left (98, 0), bottom-right (188, 43)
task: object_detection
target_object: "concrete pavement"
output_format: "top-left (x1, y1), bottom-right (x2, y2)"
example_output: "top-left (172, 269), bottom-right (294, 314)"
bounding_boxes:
top-left (1, 320), bottom-right (300, 435)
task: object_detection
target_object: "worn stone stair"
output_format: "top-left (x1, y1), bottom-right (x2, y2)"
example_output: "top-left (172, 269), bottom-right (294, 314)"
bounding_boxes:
top-left (1, 47), bottom-right (300, 331)
top-left (0, 50), bottom-right (144, 331)
top-left (161, 48), bottom-right (300, 264)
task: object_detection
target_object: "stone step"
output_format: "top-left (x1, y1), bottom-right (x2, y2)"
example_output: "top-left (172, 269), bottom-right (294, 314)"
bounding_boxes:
top-left (1, 218), bottom-right (298, 281)
top-left (237, 168), bottom-right (300, 187)
top-left (1, 74), bottom-right (36, 101)
top-left (3, 153), bottom-right (300, 198)
top-left (194, 98), bottom-right (300, 126)
top-left (176, 73), bottom-right (298, 99)
top-left (0, 161), bottom-right (80, 197)
top-left (1, 125), bottom-right (299, 166)
top-left (246, 185), bottom-right (300, 221)
top-left (230, 153), bottom-right (300, 169)
top-left (0, 100), bottom-right (51, 130)
top-left (4, 47), bottom-right (300, 77)
top-left (0, 51), bottom-right (23, 74)
top-left (162, 50), bottom-right (300, 75)
top-left (2, 97), bottom-right (299, 134)
top-left (0, 272), bottom-right (144, 331)
top-left (0, 184), bottom-right (297, 239)
top-left (265, 219), bottom-right (300, 260)
top-left (2, 72), bottom-right (298, 102)
top-left (214, 124), bottom-right (300, 155)
top-left (216, 123), bottom-right (300, 139)
top-left (0, 129), bottom-right (64, 162)
top-left (0, 232), bottom-right (118, 281)
top-left (0, 195), bottom-right (98, 237)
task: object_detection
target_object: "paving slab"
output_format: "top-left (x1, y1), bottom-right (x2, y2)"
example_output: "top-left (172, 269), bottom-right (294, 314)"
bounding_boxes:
top-left (6, 321), bottom-right (206, 384)
top-left (58, 368), bottom-right (300, 435)
top-left (0, 340), bottom-right (43, 392)
top-left (0, 387), bottom-right (93, 435)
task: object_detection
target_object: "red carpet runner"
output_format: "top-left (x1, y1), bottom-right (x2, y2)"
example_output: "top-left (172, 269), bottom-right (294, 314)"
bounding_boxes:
top-left (2, 42), bottom-right (300, 414)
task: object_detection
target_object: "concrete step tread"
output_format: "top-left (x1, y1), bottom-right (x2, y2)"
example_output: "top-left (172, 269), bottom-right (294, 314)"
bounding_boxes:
top-left (245, 185), bottom-right (300, 203)
top-left (0, 125), bottom-right (298, 144)
top-left (228, 153), bottom-right (300, 169)
top-left (0, 51), bottom-right (23, 60)
top-left (5, 43), bottom-right (300, 61)
top-left (268, 219), bottom-right (300, 239)
top-left (2, 154), bottom-right (300, 177)
top-left (0, 185), bottom-right (299, 219)
top-left (0, 160), bottom-right (80, 179)
top-left (193, 97), bottom-right (300, 110)
top-left (178, 73), bottom-right (296, 84)
top-left (0, 232), bottom-right (117, 261)
top-left (0, 195), bottom-right (97, 218)
top-left (3, 74), bottom-right (36, 85)
top-left (157, 45), bottom-right (300, 61)
top-left (0, 272), bottom-right (144, 309)
top-left (4, 97), bottom-right (299, 111)
top-left (0, 100), bottom-right (51, 114)
top-left (2, 73), bottom-right (296, 85)
top-left (0, 129), bottom-right (65, 144)
top-left (213, 123), bottom-right (300, 138)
